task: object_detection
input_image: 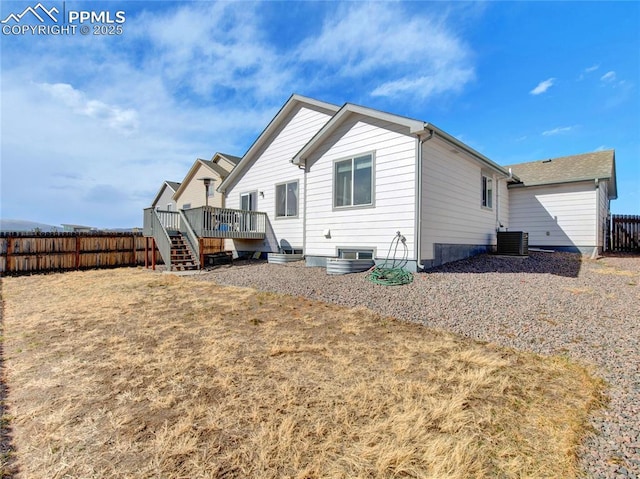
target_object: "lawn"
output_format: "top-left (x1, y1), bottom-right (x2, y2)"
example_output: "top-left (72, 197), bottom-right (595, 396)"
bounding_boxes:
top-left (0, 268), bottom-right (603, 478)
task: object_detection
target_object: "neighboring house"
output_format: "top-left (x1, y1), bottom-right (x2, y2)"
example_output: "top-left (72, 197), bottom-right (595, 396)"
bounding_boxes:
top-left (506, 150), bottom-right (617, 255)
top-left (172, 153), bottom-right (239, 210)
top-left (151, 181), bottom-right (181, 211)
top-left (62, 223), bottom-right (96, 232)
top-left (218, 95), bottom-right (513, 271)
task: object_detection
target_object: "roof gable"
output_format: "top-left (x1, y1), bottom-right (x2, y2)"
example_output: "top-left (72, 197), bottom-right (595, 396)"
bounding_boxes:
top-left (292, 101), bottom-right (510, 177)
top-left (292, 103), bottom-right (426, 166)
top-left (506, 150), bottom-right (617, 198)
top-left (151, 180), bottom-right (181, 207)
top-left (173, 158), bottom-right (232, 201)
top-left (212, 152), bottom-right (241, 166)
top-left (218, 94), bottom-right (340, 192)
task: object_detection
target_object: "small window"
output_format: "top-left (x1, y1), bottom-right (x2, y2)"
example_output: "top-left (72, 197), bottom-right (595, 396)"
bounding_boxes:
top-left (275, 181), bottom-right (298, 218)
top-left (481, 174), bottom-right (493, 209)
top-left (207, 185), bottom-right (215, 198)
top-left (182, 203), bottom-right (191, 210)
top-left (166, 204), bottom-right (173, 211)
top-left (334, 154), bottom-right (373, 208)
top-left (339, 249), bottom-right (374, 260)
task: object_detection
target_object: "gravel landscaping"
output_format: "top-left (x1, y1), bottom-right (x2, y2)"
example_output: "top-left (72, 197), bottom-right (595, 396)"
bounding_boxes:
top-left (194, 252), bottom-right (640, 479)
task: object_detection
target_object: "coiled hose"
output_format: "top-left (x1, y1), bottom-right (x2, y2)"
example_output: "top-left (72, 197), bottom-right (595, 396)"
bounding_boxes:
top-left (366, 232), bottom-right (414, 286)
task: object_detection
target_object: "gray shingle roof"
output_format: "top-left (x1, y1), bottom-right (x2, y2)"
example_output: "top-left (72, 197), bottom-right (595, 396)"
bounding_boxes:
top-left (200, 159), bottom-right (230, 177)
top-left (505, 150), bottom-right (616, 192)
top-left (165, 181), bottom-right (181, 191)
top-left (219, 153), bottom-right (241, 165)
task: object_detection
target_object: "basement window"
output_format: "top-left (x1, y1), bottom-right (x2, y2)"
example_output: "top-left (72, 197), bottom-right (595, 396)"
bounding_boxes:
top-left (339, 249), bottom-right (374, 260)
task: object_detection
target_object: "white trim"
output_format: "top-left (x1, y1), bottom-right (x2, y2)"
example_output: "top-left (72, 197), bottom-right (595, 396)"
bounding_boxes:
top-left (219, 94), bottom-right (339, 193)
top-left (293, 103), bottom-right (425, 166)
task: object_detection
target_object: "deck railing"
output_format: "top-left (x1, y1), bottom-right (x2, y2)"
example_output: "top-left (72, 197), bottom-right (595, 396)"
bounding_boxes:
top-left (144, 208), bottom-right (180, 235)
top-left (183, 206), bottom-right (267, 239)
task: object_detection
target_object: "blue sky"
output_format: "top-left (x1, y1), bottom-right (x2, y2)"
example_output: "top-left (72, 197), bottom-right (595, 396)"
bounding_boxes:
top-left (1, 1), bottom-right (638, 228)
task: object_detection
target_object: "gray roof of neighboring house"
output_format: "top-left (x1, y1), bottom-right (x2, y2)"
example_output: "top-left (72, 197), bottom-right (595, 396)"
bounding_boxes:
top-left (166, 181), bottom-right (181, 191)
top-left (505, 150), bottom-right (617, 198)
top-left (200, 159), bottom-right (229, 177)
top-left (219, 153), bottom-right (241, 165)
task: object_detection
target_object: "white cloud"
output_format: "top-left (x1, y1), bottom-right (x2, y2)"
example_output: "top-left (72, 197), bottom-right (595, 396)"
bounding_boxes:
top-left (0, 2), bottom-right (482, 227)
top-left (585, 64), bottom-right (600, 73)
top-left (131, 2), bottom-right (292, 101)
top-left (530, 78), bottom-right (555, 95)
top-left (297, 3), bottom-right (475, 99)
top-left (542, 126), bottom-right (575, 136)
top-left (601, 71), bottom-right (616, 82)
top-left (39, 82), bottom-right (139, 134)
top-left (595, 145), bottom-right (610, 151)
top-left (371, 68), bottom-right (475, 99)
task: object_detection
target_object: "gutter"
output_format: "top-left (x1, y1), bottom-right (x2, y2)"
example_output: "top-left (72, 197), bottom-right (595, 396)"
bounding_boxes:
top-left (423, 123), bottom-right (513, 178)
top-left (416, 129), bottom-right (435, 271)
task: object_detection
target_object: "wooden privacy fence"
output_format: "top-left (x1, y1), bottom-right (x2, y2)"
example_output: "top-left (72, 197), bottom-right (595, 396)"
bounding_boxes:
top-left (0, 232), bottom-right (162, 276)
top-left (607, 215), bottom-right (640, 253)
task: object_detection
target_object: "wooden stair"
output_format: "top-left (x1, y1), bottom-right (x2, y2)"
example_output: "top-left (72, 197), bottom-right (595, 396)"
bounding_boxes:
top-left (170, 233), bottom-right (199, 271)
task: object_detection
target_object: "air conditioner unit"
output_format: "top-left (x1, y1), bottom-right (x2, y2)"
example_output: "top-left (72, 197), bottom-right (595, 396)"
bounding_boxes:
top-left (496, 231), bottom-right (529, 256)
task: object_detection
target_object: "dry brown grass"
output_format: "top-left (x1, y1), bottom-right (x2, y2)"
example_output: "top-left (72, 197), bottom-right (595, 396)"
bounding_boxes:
top-left (0, 268), bottom-right (603, 478)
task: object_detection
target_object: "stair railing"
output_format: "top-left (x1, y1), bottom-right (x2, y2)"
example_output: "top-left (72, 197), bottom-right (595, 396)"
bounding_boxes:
top-left (179, 209), bottom-right (200, 268)
top-left (150, 208), bottom-right (173, 270)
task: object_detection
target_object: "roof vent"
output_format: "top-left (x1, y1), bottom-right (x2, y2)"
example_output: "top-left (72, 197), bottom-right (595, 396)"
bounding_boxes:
top-left (542, 159), bottom-right (552, 163)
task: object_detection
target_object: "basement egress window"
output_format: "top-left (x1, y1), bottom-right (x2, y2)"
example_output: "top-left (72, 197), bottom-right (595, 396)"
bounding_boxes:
top-left (339, 249), bottom-right (374, 260)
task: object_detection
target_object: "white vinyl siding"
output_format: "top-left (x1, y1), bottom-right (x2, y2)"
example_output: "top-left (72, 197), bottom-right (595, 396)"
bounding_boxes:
top-left (305, 113), bottom-right (416, 260)
top-left (225, 104), bottom-right (334, 252)
top-left (420, 139), bottom-right (506, 260)
top-left (508, 181), bottom-right (597, 247)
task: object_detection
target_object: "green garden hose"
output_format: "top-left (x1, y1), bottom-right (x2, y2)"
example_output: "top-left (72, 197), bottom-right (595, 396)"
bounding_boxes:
top-left (366, 231), bottom-right (414, 286)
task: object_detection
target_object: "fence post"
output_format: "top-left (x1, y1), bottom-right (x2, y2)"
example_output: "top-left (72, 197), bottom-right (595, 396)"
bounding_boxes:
top-left (7, 236), bottom-right (13, 274)
top-left (131, 234), bottom-right (136, 266)
top-left (152, 237), bottom-right (156, 270)
top-left (75, 236), bottom-right (81, 270)
top-left (199, 238), bottom-right (204, 270)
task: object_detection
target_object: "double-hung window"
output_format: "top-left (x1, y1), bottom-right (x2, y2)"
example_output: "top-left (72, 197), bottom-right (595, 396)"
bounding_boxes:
top-left (275, 180), bottom-right (298, 218)
top-left (334, 154), bottom-right (373, 208)
top-left (481, 174), bottom-right (493, 209)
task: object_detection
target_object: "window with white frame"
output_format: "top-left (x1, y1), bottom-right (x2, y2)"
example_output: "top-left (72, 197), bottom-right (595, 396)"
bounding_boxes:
top-left (207, 184), bottom-right (215, 198)
top-left (339, 249), bottom-right (374, 260)
top-left (334, 154), bottom-right (373, 208)
top-left (275, 180), bottom-right (298, 218)
top-left (481, 174), bottom-right (493, 209)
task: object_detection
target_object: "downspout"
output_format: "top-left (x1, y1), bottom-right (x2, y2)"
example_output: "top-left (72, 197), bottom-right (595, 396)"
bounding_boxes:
top-left (293, 159), bottom-right (307, 257)
top-left (303, 163), bottom-right (307, 258)
top-left (592, 178), bottom-right (600, 259)
top-left (416, 128), bottom-right (435, 271)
